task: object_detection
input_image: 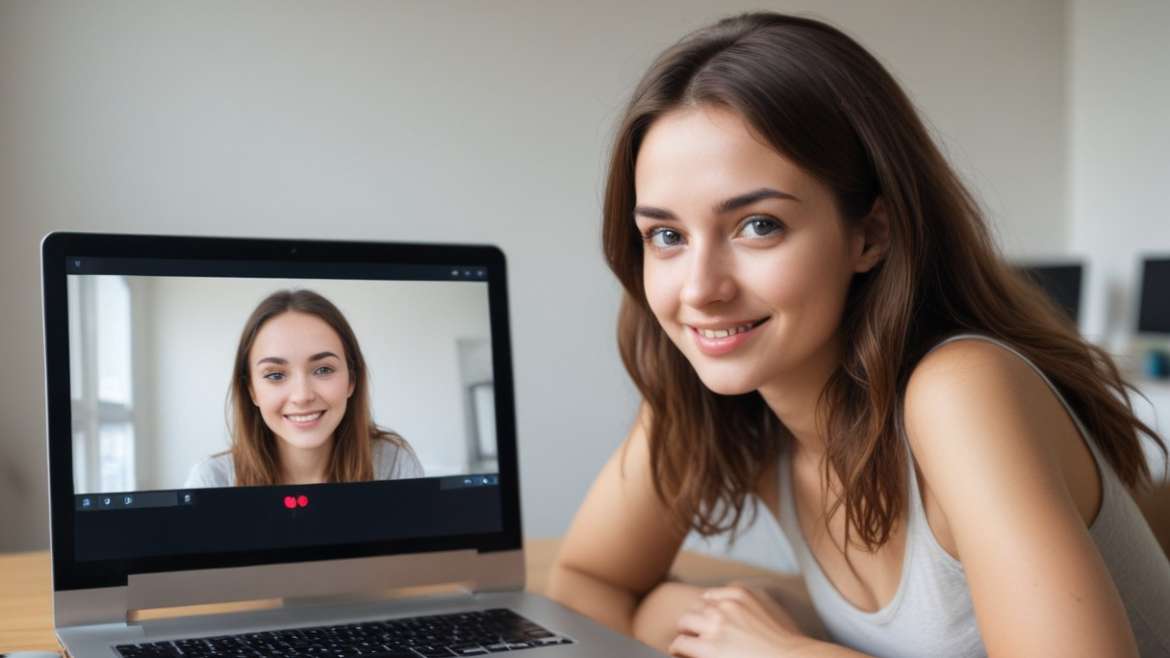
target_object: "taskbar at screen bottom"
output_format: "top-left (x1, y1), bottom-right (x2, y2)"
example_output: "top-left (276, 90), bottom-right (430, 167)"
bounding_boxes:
top-left (72, 475), bottom-right (502, 562)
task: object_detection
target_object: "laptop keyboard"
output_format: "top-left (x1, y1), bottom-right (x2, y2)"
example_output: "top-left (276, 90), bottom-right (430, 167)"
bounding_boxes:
top-left (113, 608), bottom-right (575, 657)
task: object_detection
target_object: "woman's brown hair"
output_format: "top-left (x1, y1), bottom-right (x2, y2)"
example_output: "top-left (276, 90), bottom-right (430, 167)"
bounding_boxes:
top-left (228, 289), bottom-right (408, 486)
top-left (603, 12), bottom-right (1165, 549)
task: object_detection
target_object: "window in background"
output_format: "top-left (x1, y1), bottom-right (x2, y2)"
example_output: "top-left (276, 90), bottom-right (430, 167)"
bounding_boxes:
top-left (69, 275), bottom-right (137, 493)
top-left (458, 338), bottom-right (496, 473)
top-left (471, 381), bottom-right (497, 471)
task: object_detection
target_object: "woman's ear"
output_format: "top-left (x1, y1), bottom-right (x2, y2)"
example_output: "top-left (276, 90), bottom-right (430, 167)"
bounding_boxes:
top-left (348, 374), bottom-right (356, 399)
top-left (853, 196), bottom-right (890, 273)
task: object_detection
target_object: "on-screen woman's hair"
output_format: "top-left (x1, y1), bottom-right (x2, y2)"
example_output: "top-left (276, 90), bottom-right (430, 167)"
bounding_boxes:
top-left (227, 289), bottom-right (408, 486)
top-left (602, 12), bottom-right (1165, 549)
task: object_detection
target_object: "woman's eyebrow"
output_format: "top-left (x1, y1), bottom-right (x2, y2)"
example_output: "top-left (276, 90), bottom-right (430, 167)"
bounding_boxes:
top-left (715, 187), bottom-right (799, 213)
top-left (633, 187), bottom-right (799, 220)
top-left (254, 352), bottom-right (337, 366)
top-left (633, 205), bottom-right (677, 220)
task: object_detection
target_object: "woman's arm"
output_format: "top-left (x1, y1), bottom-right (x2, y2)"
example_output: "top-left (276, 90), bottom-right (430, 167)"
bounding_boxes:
top-left (903, 340), bottom-right (1139, 657)
top-left (547, 405), bottom-right (692, 644)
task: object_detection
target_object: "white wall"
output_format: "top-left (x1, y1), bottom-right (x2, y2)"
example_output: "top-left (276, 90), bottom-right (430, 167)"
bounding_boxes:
top-left (0, 1), bottom-right (1071, 569)
top-left (1068, 0), bottom-right (1170, 346)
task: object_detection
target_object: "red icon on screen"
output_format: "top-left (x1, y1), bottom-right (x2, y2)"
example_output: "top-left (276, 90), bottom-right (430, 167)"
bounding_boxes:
top-left (283, 495), bottom-right (310, 509)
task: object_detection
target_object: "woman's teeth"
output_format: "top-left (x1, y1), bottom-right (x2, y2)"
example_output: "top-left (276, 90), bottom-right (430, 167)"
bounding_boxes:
top-left (697, 322), bottom-right (757, 339)
top-left (286, 412), bottom-right (323, 422)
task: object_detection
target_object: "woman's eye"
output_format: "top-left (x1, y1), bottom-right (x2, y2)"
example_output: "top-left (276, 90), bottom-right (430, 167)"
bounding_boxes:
top-left (313, 366), bottom-right (335, 376)
top-left (262, 372), bottom-right (285, 382)
top-left (738, 216), bottom-right (783, 239)
top-left (645, 227), bottom-right (684, 249)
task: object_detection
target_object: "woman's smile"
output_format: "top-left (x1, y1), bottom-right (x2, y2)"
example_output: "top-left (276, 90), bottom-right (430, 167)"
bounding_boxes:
top-left (283, 410), bottom-right (326, 427)
top-left (687, 317), bottom-right (770, 356)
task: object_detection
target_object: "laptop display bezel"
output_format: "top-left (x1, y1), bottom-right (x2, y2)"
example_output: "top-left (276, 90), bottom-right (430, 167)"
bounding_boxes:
top-left (43, 232), bottom-right (523, 591)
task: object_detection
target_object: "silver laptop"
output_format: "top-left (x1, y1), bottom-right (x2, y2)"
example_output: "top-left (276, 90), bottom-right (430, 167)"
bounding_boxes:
top-left (41, 232), bottom-right (660, 658)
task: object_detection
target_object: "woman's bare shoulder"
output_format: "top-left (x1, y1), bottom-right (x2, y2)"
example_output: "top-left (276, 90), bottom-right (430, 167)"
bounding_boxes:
top-left (903, 336), bottom-right (1101, 526)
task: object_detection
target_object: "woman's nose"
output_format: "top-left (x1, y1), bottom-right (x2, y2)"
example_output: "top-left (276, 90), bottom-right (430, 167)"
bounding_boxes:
top-left (680, 242), bottom-right (737, 308)
top-left (289, 375), bottom-right (317, 404)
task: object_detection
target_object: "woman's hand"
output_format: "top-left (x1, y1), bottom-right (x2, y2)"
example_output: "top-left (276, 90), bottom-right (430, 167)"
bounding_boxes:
top-left (667, 584), bottom-right (810, 658)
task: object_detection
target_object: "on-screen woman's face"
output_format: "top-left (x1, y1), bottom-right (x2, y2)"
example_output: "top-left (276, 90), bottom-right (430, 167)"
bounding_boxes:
top-left (248, 311), bottom-right (355, 452)
top-left (633, 106), bottom-right (880, 395)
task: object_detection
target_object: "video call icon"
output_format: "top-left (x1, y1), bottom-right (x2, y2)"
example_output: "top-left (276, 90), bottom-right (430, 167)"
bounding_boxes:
top-left (283, 495), bottom-right (310, 509)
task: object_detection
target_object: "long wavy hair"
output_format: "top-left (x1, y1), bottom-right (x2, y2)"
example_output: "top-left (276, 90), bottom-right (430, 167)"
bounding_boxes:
top-left (603, 12), bottom-right (1165, 549)
top-left (227, 289), bottom-right (409, 486)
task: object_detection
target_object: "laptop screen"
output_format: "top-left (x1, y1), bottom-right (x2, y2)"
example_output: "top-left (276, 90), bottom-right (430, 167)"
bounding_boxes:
top-left (44, 235), bottom-right (520, 589)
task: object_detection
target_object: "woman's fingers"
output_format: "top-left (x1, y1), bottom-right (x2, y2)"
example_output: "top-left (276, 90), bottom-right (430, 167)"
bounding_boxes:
top-left (667, 632), bottom-right (710, 658)
top-left (676, 607), bottom-right (717, 636)
top-left (702, 583), bottom-right (801, 633)
top-left (701, 585), bottom-right (755, 603)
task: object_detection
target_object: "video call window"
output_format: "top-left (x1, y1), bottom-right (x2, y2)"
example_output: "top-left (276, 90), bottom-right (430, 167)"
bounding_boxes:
top-left (67, 274), bottom-right (497, 496)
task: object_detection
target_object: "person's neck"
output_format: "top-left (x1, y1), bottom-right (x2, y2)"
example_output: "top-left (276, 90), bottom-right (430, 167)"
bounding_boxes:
top-left (757, 334), bottom-right (843, 463)
top-left (277, 438), bottom-right (333, 485)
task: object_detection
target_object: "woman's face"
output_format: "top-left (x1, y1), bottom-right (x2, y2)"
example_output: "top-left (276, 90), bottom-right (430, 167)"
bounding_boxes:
top-left (248, 311), bottom-right (354, 452)
top-left (633, 106), bottom-right (881, 395)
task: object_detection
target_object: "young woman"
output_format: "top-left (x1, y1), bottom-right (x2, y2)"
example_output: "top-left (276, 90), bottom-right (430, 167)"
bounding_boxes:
top-left (548, 13), bottom-right (1170, 658)
top-left (185, 289), bottom-right (422, 487)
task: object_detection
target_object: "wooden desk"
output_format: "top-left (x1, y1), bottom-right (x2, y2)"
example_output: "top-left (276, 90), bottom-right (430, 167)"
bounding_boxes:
top-left (0, 539), bottom-right (804, 653)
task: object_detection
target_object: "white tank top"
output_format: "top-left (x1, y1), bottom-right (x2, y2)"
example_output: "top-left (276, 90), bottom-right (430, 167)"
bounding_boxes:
top-left (774, 334), bottom-right (1170, 657)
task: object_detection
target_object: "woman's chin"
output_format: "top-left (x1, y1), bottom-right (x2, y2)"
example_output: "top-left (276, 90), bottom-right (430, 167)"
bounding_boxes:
top-left (694, 370), bottom-right (760, 396)
top-left (276, 431), bottom-right (334, 451)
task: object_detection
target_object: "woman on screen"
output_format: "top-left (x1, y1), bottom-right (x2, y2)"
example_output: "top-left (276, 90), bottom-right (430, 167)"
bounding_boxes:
top-left (185, 289), bottom-right (423, 487)
top-left (547, 12), bottom-right (1170, 658)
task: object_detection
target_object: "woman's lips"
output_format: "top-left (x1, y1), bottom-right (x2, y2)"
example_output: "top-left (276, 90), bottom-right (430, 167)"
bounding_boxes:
top-left (284, 410), bottom-right (325, 428)
top-left (688, 318), bottom-right (769, 356)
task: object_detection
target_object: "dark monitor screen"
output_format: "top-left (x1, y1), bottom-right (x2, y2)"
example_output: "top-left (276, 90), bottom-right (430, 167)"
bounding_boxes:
top-left (1018, 262), bottom-right (1083, 325)
top-left (1138, 257), bottom-right (1170, 334)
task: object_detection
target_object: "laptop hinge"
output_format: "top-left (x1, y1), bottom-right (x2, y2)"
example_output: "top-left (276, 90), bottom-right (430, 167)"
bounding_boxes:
top-left (280, 583), bottom-right (476, 609)
top-left (55, 586), bottom-right (132, 629)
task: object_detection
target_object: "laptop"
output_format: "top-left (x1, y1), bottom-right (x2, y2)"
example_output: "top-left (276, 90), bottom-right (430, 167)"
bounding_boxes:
top-left (41, 232), bottom-right (661, 658)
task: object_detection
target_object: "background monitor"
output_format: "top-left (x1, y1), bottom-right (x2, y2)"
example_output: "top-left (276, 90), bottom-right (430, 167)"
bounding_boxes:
top-left (1137, 257), bottom-right (1170, 334)
top-left (1017, 262), bottom-right (1084, 326)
